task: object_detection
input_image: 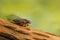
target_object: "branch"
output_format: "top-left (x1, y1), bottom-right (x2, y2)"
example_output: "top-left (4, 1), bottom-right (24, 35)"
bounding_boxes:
top-left (0, 18), bottom-right (60, 40)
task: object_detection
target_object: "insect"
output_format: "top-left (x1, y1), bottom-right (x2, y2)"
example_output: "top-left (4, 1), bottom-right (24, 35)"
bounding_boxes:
top-left (11, 17), bottom-right (31, 27)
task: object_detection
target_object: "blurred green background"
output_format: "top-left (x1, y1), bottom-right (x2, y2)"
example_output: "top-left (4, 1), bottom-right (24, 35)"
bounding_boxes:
top-left (0, 0), bottom-right (60, 35)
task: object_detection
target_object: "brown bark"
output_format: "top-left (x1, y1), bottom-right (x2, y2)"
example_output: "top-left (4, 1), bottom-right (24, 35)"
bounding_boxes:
top-left (0, 18), bottom-right (60, 40)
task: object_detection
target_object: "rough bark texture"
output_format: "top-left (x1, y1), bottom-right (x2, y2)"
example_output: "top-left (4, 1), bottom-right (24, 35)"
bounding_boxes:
top-left (0, 18), bottom-right (60, 40)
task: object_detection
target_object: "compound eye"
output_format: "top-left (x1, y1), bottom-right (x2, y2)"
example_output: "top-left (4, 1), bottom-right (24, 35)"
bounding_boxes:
top-left (26, 20), bottom-right (31, 24)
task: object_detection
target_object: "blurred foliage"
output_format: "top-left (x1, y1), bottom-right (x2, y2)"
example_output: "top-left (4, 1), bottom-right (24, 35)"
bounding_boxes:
top-left (0, 0), bottom-right (60, 35)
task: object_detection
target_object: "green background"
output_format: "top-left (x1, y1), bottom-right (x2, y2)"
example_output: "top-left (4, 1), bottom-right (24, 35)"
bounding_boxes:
top-left (0, 0), bottom-right (60, 35)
